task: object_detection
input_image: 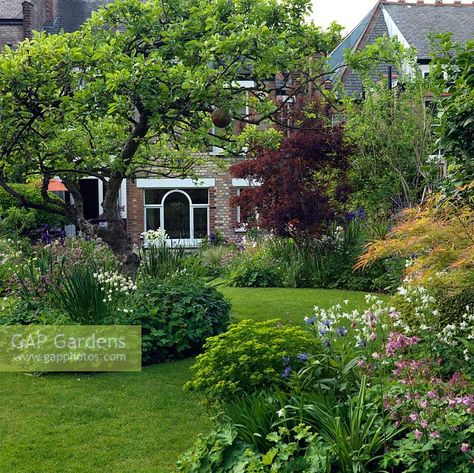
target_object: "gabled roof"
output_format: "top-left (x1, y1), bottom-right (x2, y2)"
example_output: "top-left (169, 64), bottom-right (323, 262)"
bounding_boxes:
top-left (383, 2), bottom-right (474, 60)
top-left (45, 0), bottom-right (114, 34)
top-left (329, 1), bottom-right (474, 96)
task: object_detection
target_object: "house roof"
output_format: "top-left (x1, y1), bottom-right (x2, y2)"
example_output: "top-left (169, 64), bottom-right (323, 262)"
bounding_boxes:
top-left (329, 1), bottom-right (474, 96)
top-left (0, 0), bottom-right (23, 20)
top-left (383, 2), bottom-right (474, 60)
top-left (45, 0), bottom-right (114, 34)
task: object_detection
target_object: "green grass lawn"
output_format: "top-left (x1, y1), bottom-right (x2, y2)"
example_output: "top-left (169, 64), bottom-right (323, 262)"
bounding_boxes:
top-left (220, 286), bottom-right (388, 324)
top-left (0, 287), bottom-right (383, 472)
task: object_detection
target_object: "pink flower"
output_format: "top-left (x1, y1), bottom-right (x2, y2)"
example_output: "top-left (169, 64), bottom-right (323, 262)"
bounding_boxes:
top-left (430, 431), bottom-right (440, 439)
top-left (370, 332), bottom-right (377, 341)
top-left (372, 352), bottom-right (381, 360)
top-left (420, 420), bottom-right (428, 428)
top-left (420, 400), bottom-right (429, 409)
top-left (357, 359), bottom-right (365, 367)
top-left (427, 391), bottom-right (437, 399)
top-left (461, 443), bottom-right (470, 453)
top-left (409, 412), bottom-right (420, 422)
top-left (413, 429), bottom-right (423, 440)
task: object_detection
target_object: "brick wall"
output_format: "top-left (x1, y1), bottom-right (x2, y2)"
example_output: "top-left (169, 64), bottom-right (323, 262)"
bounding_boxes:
top-left (0, 0), bottom-right (56, 48)
top-left (0, 24), bottom-right (23, 49)
top-left (126, 156), bottom-right (243, 244)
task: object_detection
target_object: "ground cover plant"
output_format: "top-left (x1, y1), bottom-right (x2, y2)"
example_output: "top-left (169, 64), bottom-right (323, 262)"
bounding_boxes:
top-left (180, 289), bottom-right (474, 472)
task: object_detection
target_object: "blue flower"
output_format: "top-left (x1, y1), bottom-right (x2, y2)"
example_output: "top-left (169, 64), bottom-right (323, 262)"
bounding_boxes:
top-left (319, 329), bottom-right (327, 336)
top-left (282, 366), bottom-right (292, 378)
top-left (282, 355), bottom-right (291, 366)
top-left (297, 352), bottom-right (309, 362)
top-left (336, 327), bottom-right (348, 337)
top-left (305, 315), bottom-right (316, 325)
top-left (322, 320), bottom-right (332, 328)
top-left (357, 208), bottom-right (366, 220)
top-left (323, 340), bottom-right (330, 348)
top-left (345, 211), bottom-right (356, 222)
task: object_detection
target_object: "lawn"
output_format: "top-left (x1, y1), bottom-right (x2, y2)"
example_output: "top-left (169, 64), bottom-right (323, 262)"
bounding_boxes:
top-left (220, 286), bottom-right (388, 324)
top-left (0, 287), bottom-right (381, 472)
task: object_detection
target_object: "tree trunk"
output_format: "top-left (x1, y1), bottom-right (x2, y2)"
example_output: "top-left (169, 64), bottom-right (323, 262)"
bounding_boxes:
top-left (97, 174), bottom-right (140, 277)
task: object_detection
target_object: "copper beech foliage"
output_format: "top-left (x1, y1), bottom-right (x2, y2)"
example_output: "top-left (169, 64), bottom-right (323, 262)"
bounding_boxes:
top-left (230, 105), bottom-right (352, 239)
top-left (356, 182), bottom-right (474, 293)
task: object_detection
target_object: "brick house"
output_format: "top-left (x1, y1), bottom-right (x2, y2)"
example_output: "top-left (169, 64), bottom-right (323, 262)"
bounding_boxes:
top-left (0, 0), bottom-right (258, 246)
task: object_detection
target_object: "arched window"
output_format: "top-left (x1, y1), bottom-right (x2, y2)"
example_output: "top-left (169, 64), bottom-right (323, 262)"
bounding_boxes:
top-left (164, 191), bottom-right (190, 239)
top-left (144, 188), bottom-right (209, 245)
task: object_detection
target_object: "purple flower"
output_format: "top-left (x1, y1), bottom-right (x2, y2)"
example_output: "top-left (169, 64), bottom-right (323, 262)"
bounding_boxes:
top-left (427, 391), bottom-right (437, 399)
top-left (282, 366), bottom-right (292, 378)
top-left (297, 353), bottom-right (309, 362)
top-left (336, 326), bottom-right (347, 337)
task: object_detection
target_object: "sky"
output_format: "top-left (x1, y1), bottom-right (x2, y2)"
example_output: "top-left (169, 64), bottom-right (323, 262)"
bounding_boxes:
top-left (310, 0), bottom-right (468, 33)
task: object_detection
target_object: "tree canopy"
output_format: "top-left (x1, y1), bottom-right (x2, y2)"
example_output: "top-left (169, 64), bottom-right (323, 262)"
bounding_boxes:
top-left (0, 0), bottom-right (340, 269)
top-left (230, 101), bottom-right (352, 239)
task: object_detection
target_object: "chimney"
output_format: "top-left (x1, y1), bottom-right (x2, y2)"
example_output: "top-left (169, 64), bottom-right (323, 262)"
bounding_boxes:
top-left (22, 1), bottom-right (33, 40)
top-left (45, 0), bottom-right (57, 24)
top-left (453, 0), bottom-right (462, 5)
top-left (416, 0), bottom-right (424, 4)
top-left (435, 0), bottom-right (443, 5)
top-left (397, 0), bottom-right (406, 3)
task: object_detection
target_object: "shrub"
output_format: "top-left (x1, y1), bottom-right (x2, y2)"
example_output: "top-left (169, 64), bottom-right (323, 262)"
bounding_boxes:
top-left (0, 298), bottom-right (67, 325)
top-left (184, 319), bottom-right (317, 405)
top-left (228, 254), bottom-right (282, 287)
top-left (434, 289), bottom-right (474, 328)
top-left (0, 184), bottom-right (67, 236)
top-left (125, 275), bottom-right (231, 364)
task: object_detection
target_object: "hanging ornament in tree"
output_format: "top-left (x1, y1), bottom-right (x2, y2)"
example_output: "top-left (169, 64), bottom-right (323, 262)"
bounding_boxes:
top-left (211, 108), bottom-right (232, 128)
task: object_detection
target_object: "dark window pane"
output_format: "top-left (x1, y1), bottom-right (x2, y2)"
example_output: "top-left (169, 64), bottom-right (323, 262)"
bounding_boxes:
top-left (193, 208), bottom-right (208, 239)
top-left (187, 188), bottom-right (209, 204)
top-left (146, 208), bottom-right (161, 231)
top-left (164, 192), bottom-right (190, 239)
top-left (78, 179), bottom-right (99, 220)
top-left (144, 189), bottom-right (167, 205)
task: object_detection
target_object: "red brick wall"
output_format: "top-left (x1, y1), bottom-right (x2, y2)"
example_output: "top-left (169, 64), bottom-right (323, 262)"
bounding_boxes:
top-left (125, 156), bottom-right (244, 244)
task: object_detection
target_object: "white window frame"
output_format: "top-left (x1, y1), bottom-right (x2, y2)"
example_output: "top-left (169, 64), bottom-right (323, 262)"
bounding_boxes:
top-left (143, 188), bottom-right (210, 247)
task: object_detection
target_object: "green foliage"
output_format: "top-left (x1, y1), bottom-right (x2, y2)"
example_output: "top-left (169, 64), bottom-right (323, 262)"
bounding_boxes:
top-left (0, 184), bottom-right (67, 236)
top-left (344, 77), bottom-right (437, 216)
top-left (139, 244), bottom-right (187, 279)
top-left (0, 298), bottom-right (67, 325)
top-left (0, 0), bottom-right (332, 241)
top-left (51, 266), bottom-right (112, 324)
top-left (185, 319), bottom-right (317, 405)
top-left (230, 225), bottom-right (403, 292)
top-left (125, 275), bottom-right (231, 364)
top-left (228, 254), bottom-right (282, 288)
top-left (431, 35), bottom-right (474, 189)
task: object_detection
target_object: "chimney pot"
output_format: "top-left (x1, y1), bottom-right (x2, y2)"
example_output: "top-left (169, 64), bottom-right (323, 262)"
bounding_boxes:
top-left (398, 0), bottom-right (406, 3)
top-left (454, 0), bottom-right (461, 5)
top-left (435, 0), bottom-right (443, 5)
top-left (416, 0), bottom-right (424, 4)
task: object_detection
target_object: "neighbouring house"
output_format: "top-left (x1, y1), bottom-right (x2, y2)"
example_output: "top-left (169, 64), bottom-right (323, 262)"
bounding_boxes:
top-left (329, 0), bottom-right (474, 98)
top-left (0, 0), bottom-right (265, 246)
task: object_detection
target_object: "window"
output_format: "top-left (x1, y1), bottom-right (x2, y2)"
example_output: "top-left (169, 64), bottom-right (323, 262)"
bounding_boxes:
top-left (144, 188), bottom-right (209, 243)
